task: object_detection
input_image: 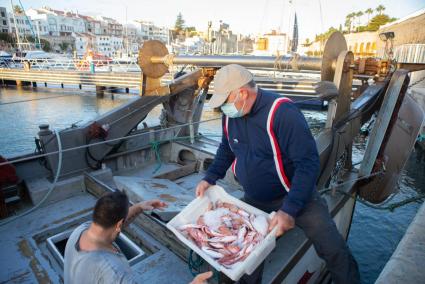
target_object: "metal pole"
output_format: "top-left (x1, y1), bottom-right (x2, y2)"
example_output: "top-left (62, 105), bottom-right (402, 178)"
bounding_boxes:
top-left (10, 0), bottom-right (21, 50)
top-left (151, 54), bottom-right (322, 71)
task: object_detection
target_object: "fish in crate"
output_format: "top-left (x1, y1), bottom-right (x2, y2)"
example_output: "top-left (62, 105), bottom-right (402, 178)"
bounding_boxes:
top-left (178, 200), bottom-right (270, 268)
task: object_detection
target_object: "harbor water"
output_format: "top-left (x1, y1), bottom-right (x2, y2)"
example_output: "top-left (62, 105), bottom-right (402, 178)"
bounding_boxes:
top-left (0, 86), bottom-right (424, 283)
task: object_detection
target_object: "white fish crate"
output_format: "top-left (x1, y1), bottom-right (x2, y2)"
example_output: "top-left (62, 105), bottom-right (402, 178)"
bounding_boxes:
top-left (167, 185), bottom-right (277, 281)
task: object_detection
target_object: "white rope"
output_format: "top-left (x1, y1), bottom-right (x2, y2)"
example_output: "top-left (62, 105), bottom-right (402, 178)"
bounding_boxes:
top-left (0, 129), bottom-right (63, 226)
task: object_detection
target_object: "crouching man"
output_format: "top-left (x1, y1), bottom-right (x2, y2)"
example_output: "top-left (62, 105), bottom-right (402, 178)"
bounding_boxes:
top-left (64, 190), bottom-right (212, 284)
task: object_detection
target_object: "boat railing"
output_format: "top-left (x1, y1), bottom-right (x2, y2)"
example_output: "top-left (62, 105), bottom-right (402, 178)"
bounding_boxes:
top-left (0, 57), bottom-right (142, 72)
top-left (376, 44), bottom-right (425, 63)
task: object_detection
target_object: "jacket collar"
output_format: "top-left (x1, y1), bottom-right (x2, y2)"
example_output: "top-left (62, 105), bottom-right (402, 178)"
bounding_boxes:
top-left (248, 88), bottom-right (268, 116)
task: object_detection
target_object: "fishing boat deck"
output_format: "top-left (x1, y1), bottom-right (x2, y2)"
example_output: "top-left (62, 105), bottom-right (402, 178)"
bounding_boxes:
top-left (0, 137), bottom-right (359, 283)
top-left (0, 189), bottom-right (196, 283)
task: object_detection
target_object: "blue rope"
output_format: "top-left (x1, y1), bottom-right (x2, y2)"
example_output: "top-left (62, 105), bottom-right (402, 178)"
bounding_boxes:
top-left (187, 250), bottom-right (220, 282)
top-left (151, 141), bottom-right (162, 174)
top-left (188, 250), bottom-right (204, 276)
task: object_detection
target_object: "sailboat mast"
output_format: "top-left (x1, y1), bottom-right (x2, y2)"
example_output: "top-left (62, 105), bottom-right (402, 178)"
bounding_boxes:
top-left (10, 0), bottom-right (21, 50)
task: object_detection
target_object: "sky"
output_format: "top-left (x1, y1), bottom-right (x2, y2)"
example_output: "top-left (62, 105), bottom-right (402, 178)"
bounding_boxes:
top-left (1, 0), bottom-right (424, 40)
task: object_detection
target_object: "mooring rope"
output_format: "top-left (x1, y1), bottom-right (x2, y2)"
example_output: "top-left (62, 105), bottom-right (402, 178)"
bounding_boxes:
top-left (319, 170), bottom-right (425, 211)
top-left (188, 250), bottom-right (220, 282)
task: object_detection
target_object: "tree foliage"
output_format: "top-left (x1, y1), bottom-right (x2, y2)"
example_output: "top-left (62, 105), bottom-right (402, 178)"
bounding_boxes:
top-left (26, 35), bottom-right (52, 52)
top-left (59, 42), bottom-right (69, 52)
top-left (376, 5), bottom-right (386, 15)
top-left (315, 26), bottom-right (339, 42)
top-left (0, 32), bottom-right (15, 43)
top-left (363, 14), bottom-right (396, 31)
top-left (311, 4), bottom-right (395, 45)
top-left (13, 5), bottom-right (23, 14)
top-left (174, 12), bottom-right (185, 32)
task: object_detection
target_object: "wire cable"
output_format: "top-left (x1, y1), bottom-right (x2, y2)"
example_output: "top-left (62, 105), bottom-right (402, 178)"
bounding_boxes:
top-left (0, 94), bottom-right (340, 168)
top-left (0, 94), bottom-right (72, 106)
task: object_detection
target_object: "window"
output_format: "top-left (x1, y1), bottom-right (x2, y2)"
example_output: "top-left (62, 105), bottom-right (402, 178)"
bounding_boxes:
top-left (2, 20), bottom-right (5, 25)
top-left (1, 11), bottom-right (5, 17)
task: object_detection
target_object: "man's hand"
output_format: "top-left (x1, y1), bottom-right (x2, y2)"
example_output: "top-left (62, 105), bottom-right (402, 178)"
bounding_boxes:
top-left (268, 210), bottom-right (295, 237)
top-left (195, 180), bottom-right (212, 197)
top-left (190, 271), bottom-right (213, 284)
top-left (138, 199), bottom-right (167, 211)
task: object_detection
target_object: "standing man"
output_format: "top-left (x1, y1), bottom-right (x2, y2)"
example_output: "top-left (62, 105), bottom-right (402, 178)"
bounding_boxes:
top-left (196, 64), bottom-right (360, 284)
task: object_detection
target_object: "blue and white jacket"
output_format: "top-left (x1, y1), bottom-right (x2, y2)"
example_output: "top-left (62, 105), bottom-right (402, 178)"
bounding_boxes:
top-left (203, 88), bottom-right (320, 217)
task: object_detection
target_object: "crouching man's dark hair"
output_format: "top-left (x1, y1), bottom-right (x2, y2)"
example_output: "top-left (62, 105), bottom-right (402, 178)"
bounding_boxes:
top-left (93, 191), bottom-right (129, 228)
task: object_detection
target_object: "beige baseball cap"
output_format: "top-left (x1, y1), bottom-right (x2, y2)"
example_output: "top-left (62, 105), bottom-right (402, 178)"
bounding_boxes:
top-left (209, 64), bottom-right (254, 108)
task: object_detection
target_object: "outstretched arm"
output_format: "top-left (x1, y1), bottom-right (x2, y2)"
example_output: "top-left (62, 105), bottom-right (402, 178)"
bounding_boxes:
top-left (125, 200), bottom-right (167, 225)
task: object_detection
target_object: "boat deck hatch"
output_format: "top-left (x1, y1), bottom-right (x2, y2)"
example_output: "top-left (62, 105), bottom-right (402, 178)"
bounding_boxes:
top-left (47, 228), bottom-right (145, 267)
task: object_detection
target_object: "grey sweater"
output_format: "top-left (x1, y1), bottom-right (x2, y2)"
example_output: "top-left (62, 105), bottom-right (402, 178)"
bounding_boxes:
top-left (64, 222), bottom-right (137, 284)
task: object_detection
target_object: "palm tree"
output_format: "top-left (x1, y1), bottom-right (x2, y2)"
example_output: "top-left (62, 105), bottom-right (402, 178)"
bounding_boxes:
top-left (13, 5), bottom-right (23, 14)
top-left (356, 11), bottom-right (364, 27)
top-left (376, 5), bottom-right (385, 15)
top-left (344, 18), bottom-right (351, 32)
top-left (345, 13), bottom-right (355, 32)
top-left (365, 8), bottom-right (373, 23)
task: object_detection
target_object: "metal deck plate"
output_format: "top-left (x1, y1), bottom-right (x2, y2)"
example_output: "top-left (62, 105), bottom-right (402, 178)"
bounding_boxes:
top-left (114, 176), bottom-right (195, 212)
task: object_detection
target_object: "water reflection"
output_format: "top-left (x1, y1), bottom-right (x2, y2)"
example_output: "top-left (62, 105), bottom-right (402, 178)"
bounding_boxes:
top-left (0, 87), bottom-right (133, 157)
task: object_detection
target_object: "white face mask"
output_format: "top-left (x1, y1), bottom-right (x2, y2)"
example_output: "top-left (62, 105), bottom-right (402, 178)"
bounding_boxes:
top-left (221, 92), bottom-right (246, 118)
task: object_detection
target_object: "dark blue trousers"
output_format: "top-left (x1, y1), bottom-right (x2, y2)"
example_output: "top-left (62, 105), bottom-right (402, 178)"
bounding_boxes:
top-left (238, 191), bottom-right (360, 284)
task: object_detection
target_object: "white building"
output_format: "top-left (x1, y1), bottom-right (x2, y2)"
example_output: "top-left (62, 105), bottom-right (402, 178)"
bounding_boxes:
top-left (110, 36), bottom-right (123, 55)
top-left (79, 15), bottom-right (102, 35)
top-left (94, 35), bottom-right (123, 57)
top-left (31, 18), bottom-right (49, 36)
top-left (154, 26), bottom-right (169, 43)
top-left (95, 16), bottom-right (123, 37)
top-left (73, 32), bottom-right (95, 56)
top-left (95, 35), bottom-right (110, 56)
top-left (8, 12), bottom-right (32, 36)
top-left (136, 20), bottom-right (168, 43)
top-left (124, 24), bottom-right (139, 37)
top-left (137, 20), bottom-right (154, 40)
top-left (253, 30), bottom-right (289, 56)
top-left (0, 7), bottom-right (9, 33)
top-left (26, 8), bottom-right (85, 37)
top-left (122, 23), bottom-right (143, 55)
top-left (182, 36), bottom-right (205, 54)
